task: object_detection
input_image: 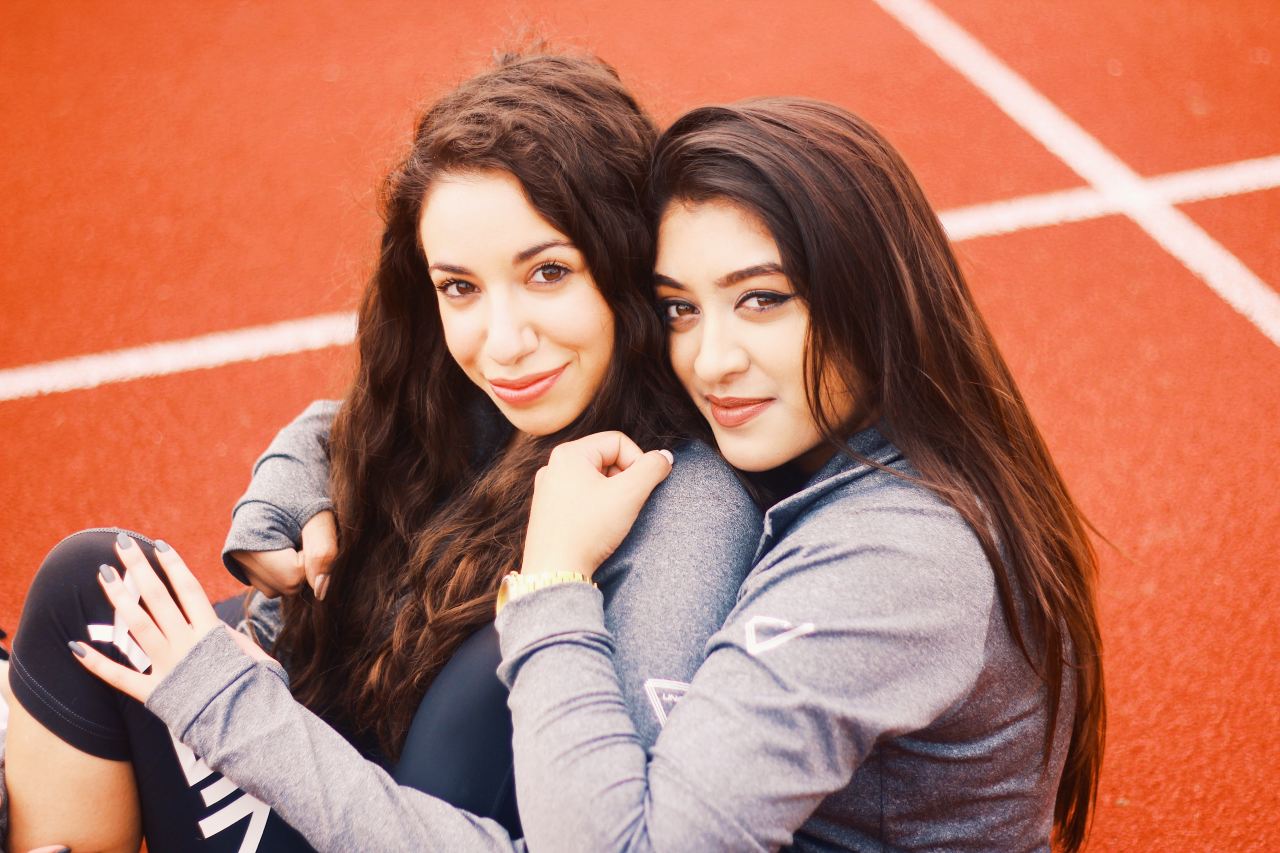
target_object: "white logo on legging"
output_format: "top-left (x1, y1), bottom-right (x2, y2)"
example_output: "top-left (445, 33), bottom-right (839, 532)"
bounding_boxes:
top-left (89, 566), bottom-right (270, 852)
top-left (173, 738), bottom-right (271, 852)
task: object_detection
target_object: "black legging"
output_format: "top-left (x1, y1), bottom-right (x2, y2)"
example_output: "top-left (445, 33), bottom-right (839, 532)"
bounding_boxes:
top-left (8, 529), bottom-right (518, 851)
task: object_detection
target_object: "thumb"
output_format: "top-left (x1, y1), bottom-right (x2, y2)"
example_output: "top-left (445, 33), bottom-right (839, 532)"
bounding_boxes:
top-left (614, 448), bottom-right (674, 502)
top-left (301, 511), bottom-right (338, 600)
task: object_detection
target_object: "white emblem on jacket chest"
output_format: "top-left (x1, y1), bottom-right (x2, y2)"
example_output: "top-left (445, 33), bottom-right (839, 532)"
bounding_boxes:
top-left (644, 678), bottom-right (691, 726)
top-left (745, 615), bottom-right (815, 656)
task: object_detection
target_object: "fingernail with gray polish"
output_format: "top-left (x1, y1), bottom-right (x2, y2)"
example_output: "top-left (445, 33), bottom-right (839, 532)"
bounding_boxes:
top-left (155, 539), bottom-right (171, 553)
top-left (68, 640), bottom-right (87, 658)
top-left (116, 531), bottom-right (133, 549)
top-left (99, 564), bottom-right (116, 583)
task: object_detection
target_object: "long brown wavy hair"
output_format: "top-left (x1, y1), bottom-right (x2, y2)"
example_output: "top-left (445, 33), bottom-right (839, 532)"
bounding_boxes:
top-left (275, 52), bottom-right (684, 760)
top-left (648, 99), bottom-right (1105, 852)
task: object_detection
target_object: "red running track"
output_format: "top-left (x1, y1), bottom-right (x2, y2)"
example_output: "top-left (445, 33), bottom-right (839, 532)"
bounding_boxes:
top-left (2, 1), bottom-right (1277, 848)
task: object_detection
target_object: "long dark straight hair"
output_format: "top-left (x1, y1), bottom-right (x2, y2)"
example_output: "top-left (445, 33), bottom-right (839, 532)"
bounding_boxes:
top-left (648, 99), bottom-right (1105, 851)
top-left (275, 52), bottom-right (683, 759)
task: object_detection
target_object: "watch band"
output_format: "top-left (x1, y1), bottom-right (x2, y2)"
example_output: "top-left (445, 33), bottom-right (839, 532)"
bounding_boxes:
top-left (495, 570), bottom-right (595, 615)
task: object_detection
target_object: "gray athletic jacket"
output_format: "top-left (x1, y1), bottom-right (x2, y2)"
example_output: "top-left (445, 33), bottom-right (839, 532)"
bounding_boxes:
top-left (149, 422), bottom-right (1069, 851)
top-left (496, 426), bottom-right (1073, 852)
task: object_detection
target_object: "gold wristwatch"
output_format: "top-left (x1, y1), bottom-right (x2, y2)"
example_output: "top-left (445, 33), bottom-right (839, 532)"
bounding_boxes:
top-left (495, 570), bottom-right (595, 615)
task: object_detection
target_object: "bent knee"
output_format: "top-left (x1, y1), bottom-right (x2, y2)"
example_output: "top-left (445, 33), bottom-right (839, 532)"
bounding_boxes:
top-left (22, 528), bottom-right (154, 623)
top-left (36, 528), bottom-right (151, 582)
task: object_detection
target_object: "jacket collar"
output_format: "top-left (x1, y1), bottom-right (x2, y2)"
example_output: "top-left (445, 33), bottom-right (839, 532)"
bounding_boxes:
top-left (752, 425), bottom-right (902, 564)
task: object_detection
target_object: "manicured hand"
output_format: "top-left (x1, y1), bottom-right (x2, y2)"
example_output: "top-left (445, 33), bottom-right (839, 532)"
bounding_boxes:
top-left (299, 510), bottom-right (338, 600)
top-left (230, 509), bottom-right (338, 600)
top-left (522, 432), bottom-right (673, 580)
top-left (70, 534), bottom-right (270, 703)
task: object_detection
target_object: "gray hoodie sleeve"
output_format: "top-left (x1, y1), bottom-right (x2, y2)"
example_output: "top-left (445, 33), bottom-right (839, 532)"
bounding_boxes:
top-left (494, 501), bottom-right (995, 853)
top-left (222, 400), bottom-right (340, 583)
top-left (591, 440), bottom-right (761, 746)
top-left (147, 627), bottom-right (524, 853)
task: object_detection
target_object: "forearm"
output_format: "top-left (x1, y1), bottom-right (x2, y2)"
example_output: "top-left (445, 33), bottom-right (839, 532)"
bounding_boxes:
top-left (497, 585), bottom-right (764, 853)
top-left (223, 399), bottom-right (340, 581)
top-left (148, 629), bottom-right (522, 853)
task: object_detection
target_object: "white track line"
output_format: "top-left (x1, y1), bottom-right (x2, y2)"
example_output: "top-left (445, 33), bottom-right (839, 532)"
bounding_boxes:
top-left (1147, 154), bottom-right (1280, 203)
top-left (941, 154), bottom-right (1280, 240)
top-left (876, 0), bottom-right (1280, 348)
top-left (0, 313), bottom-right (355, 402)
top-left (942, 186), bottom-right (1112, 241)
top-left (2, 152), bottom-right (1278, 403)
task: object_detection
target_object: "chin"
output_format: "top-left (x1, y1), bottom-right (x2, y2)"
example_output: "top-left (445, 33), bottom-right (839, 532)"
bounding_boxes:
top-left (503, 411), bottom-right (575, 437)
top-left (711, 433), bottom-right (796, 472)
top-left (496, 401), bottom-right (578, 437)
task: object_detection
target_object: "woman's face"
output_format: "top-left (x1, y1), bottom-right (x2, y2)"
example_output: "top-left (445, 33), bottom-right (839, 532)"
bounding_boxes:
top-left (655, 200), bottom-right (853, 473)
top-left (420, 170), bottom-right (614, 436)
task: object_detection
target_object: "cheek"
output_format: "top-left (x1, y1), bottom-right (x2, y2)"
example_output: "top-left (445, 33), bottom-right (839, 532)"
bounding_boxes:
top-left (547, 287), bottom-right (614, 361)
top-left (666, 333), bottom-right (700, 394)
top-left (437, 308), bottom-right (484, 373)
top-left (581, 308), bottom-right (615, 365)
top-left (762, 314), bottom-right (811, 398)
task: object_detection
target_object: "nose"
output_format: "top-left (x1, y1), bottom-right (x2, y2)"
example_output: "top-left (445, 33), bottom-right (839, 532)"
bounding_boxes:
top-left (691, 314), bottom-right (749, 385)
top-left (483, 293), bottom-right (538, 365)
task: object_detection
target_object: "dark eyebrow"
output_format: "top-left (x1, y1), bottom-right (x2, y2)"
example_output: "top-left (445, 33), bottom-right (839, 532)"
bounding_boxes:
top-left (514, 240), bottom-right (574, 264)
top-left (653, 262), bottom-right (785, 291)
top-left (428, 240), bottom-right (575, 276)
top-left (427, 262), bottom-right (472, 275)
top-left (718, 262), bottom-right (785, 288)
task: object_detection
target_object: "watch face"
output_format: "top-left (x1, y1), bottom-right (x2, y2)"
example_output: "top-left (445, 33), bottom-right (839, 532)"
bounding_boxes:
top-left (495, 572), bottom-right (517, 614)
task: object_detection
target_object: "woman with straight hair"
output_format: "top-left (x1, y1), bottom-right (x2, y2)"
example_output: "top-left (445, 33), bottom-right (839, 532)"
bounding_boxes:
top-left (4, 53), bottom-right (759, 853)
top-left (497, 97), bottom-right (1107, 851)
top-left (63, 98), bottom-right (1102, 851)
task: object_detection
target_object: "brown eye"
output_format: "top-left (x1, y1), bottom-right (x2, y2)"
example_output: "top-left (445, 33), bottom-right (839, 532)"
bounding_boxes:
top-left (531, 263), bottom-right (570, 284)
top-left (660, 299), bottom-right (699, 330)
top-left (435, 279), bottom-right (478, 298)
top-left (737, 290), bottom-right (793, 312)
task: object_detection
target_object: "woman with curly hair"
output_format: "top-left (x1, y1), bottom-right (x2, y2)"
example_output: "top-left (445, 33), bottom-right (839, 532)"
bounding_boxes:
top-left (5, 53), bottom-right (759, 853)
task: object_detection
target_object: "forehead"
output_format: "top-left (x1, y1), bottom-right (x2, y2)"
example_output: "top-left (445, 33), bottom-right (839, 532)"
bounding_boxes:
top-left (656, 200), bottom-right (780, 283)
top-left (419, 170), bottom-right (569, 259)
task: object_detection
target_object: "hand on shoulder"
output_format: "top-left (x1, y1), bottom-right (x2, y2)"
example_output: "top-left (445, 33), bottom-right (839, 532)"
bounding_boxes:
top-left (522, 432), bottom-right (674, 580)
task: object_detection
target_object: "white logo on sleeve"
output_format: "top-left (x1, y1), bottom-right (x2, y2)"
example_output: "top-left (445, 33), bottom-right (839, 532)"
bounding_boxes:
top-left (644, 678), bottom-right (690, 726)
top-left (744, 615), bottom-right (815, 656)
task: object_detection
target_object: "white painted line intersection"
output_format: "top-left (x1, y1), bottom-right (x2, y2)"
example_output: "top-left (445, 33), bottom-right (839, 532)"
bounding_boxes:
top-left (875, 0), bottom-right (1280, 347)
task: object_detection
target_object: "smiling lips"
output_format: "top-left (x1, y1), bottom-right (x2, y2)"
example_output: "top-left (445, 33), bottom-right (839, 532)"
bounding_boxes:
top-left (488, 365), bottom-right (567, 405)
top-left (706, 395), bottom-right (774, 428)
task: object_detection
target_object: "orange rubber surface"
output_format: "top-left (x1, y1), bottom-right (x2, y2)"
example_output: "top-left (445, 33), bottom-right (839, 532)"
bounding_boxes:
top-left (2, 2), bottom-right (1277, 848)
